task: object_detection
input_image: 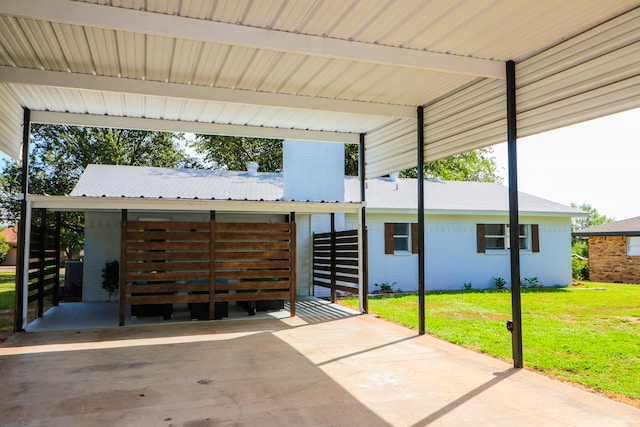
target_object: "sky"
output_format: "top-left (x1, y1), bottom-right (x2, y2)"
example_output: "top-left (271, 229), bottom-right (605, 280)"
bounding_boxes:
top-left (491, 107), bottom-right (640, 221)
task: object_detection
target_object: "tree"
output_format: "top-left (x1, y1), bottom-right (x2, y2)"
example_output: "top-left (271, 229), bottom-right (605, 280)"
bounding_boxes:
top-left (569, 203), bottom-right (613, 280)
top-left (345, 144), bottom-right (359, 176)
top-left (192, 135), bottom-right (283, 171)
top-left (0, 125), bottom-right (198, 258)
top-left (400, 148), bottom-right (501, 182)
top-left (345, 145), bottom-right (501, 183)
top-left (570, 202), bottom-right (614, 233)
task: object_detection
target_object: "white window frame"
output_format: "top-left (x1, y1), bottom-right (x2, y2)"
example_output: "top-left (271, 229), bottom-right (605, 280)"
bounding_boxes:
top-left (485, 224), bottom-right (530, 252)
top-left (627, 236), bottom-right (640, 256)
top-left (393, 223), bottom-right (411, 254)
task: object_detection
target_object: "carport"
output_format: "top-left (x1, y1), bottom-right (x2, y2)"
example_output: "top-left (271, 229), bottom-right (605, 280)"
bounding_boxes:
top-left (1, 0), bottom-right (640, 369)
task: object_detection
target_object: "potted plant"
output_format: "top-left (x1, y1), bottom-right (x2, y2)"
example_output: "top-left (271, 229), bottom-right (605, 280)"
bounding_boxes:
top-left (101, 259), bottom-right (119, 302)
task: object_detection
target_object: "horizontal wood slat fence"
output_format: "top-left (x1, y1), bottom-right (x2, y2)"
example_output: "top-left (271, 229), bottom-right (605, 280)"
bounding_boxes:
top-left (313, 229), bottom-right (359, 302)
top-left (28, 209), bottom-right (61, 319)
top-left (119, 217), bottom-right (296, 325)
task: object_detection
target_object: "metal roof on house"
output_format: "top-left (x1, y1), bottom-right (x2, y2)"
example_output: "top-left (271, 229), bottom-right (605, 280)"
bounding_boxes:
top-left (70, 164), bottom-right (581, 216)
top-left (573, 216), bottom-right (640, 236)
top-left (1, 1), bottom-right (640, 179)
top-left (344, 177), bottom-right (582, 216)
top-left (71, 164), bottom-right (285, 201)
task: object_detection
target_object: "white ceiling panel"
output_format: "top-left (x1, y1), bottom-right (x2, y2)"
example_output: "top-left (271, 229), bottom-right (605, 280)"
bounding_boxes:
top-left (0, 0), bottom-right (638, 180)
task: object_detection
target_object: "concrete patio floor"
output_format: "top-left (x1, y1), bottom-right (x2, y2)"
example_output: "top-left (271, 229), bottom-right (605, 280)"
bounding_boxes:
top-left (2, 305), bottom-right (639, 426)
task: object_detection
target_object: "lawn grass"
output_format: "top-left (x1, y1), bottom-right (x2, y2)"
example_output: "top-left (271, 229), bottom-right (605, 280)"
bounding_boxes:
top-left (341, 282), bottom-right (640, 405)
top-left (0, 271), bottom-right (16, 333)
top-left (0, 269), bottom-right (62, 336)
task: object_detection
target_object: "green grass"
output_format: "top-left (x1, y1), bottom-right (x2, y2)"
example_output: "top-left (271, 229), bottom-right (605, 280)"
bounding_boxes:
top-left (0, 271), bottom-right (16, 333)
top-left (341, 282), bottom-right (640, 404)
top-left (0, 270), bottom-right (63, 335)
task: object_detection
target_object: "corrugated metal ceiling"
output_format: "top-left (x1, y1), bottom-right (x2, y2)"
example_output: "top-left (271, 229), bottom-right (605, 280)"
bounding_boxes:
top-left (0, 0), bottom-right (639, 177)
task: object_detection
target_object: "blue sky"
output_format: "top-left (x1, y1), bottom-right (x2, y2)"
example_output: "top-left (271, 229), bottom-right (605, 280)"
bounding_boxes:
top-left (492, 107), bottom-right (640, 221)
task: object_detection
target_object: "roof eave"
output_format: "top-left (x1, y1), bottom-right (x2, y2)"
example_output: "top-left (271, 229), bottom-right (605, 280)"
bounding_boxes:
top-left (27, 195), bottom-right (362, 214)
top-left (572, 231), bottom-right (640, 237)
top-left (364, 208), bottom-right (582, 217)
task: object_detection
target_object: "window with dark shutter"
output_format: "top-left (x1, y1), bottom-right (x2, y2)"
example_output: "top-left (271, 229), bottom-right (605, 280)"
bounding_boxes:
top-left (477, 223), bottom-right (536, 252)
top-left (531, 224), bottom-right (540, 252)
top-left (384, 222), bottom-right (416, 254)
top-left (411, 223), bottom-right (419, 254)
top-left (477, 224), bottom-right (486, 253)
top-left (384, 223), bottom-right (394, 254)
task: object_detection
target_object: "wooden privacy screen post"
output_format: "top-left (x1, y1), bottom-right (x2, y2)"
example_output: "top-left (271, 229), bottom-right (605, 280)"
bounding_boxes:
top-left (209, 211), bottom-right (216, 321)
top-left (330, 213), bottom-right (337, 303)
top-left (289, 212), bottom-right (296, 317)
top-left (119, 209), bottom-right (127, 326)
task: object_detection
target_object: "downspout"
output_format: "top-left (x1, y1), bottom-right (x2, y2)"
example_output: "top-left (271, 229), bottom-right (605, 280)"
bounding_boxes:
top-left (507, 60), bottom-right (524, 368)
top-left (359, 133), bottom-right (368, 314)
top-left (14, 107), bottom-right (30, 332)
top-left (417, 106), bottom-right (426, 335)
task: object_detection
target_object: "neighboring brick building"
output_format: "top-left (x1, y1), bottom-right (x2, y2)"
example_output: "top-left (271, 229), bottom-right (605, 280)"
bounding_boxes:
top-left (573, 216), bottom-right (640, 283)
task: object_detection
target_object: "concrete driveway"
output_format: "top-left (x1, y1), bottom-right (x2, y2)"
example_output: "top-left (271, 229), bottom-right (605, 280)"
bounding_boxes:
top-left (1, 311), bottom-right (638, 426)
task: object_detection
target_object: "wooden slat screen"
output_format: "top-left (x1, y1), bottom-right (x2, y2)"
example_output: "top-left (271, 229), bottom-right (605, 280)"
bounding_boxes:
top-left (214, 222), bottom-right (294, 308)
top-left (27, 210), bottom-right (61, 319)
top-left (313, 229), bottom-right (359, 301)
top-left (120, 219), bottom-right (294, 325)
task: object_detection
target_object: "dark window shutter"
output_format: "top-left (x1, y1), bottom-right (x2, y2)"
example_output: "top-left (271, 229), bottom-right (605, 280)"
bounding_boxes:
top-left (384, 223), bottom-right (394, 254)
top-left (411, 223), bottom-right (419, 254)
top-left (531, 224), bottom-right (540, 252)
top-left (477, 224), bottom-right (486, 253)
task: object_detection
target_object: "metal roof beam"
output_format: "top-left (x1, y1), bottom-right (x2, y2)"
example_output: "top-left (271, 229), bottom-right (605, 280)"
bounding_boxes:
top-left (30, 110), bottom-right (360, 143)
top-left (0, 0), bottom-right (505, 80)
top-left (0, 66), bottom-right (415, 119)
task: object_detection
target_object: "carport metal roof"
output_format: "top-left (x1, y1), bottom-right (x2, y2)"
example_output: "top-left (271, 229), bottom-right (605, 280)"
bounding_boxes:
top-left (1, 0), bottom-right (640, 178)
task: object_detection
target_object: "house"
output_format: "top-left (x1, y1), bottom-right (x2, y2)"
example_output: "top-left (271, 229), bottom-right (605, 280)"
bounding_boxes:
top-left (71, 141), bottom-right (582, 305)
top-left (343, 177), bottom-right (583, 291)
top-left (0, 226), bottom-right (18, 266)
top-left (573, 216), bottom-right (640, 283)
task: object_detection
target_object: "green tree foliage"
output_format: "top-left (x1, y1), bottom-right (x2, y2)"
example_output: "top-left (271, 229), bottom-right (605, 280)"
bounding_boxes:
top-left (0, 235), bottom-right (9, 264)
top-left (192, 135), bottom-right (283, 171)
top-left (569, 203), bottom-right (613, 280)
top-left (0, 125), bottom-right (197, 258)
top-left (344, 146), bottom-right (501, 182)
top-left (570, 202), bottom-right (614, 232)
top-left (345, 144), bottom-right (359, 176)
top-left (400, 148), bottom-right (501, 182)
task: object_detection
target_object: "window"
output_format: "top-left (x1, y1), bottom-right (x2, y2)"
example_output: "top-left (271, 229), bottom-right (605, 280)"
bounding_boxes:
top-left (627, 236), bottom-right (640, 256)
top-left (393, 223), bottom-right (410, 252)
top-left (477, 224), bottom-right (539, 253)
top-left (384, 223), bottom-right (419, 255)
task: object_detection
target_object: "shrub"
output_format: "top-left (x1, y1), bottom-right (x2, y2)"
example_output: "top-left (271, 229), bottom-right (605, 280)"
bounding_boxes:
top-left (492, 276), bottom-right (507, 289)
top-left (374, 282), bottom-right (397, 294)
top-left (101, 260), bottom-right (119, 301)
top-left (572, 256), bottom-right (589, 280)
top-left (463, 282), bottom-right (473, 291)
top-left (0, 235), bottom-right (9, 264)
top-left (522, 277), bottom-right (542, 289)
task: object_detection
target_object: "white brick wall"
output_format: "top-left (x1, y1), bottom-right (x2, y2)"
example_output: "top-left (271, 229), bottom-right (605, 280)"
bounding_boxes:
top-left (82, 211), bottom-right (121, 301)
top-left (283, 140), bottom-right (344, 202)
top-left (346, 212), bottom-right (573, 291)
